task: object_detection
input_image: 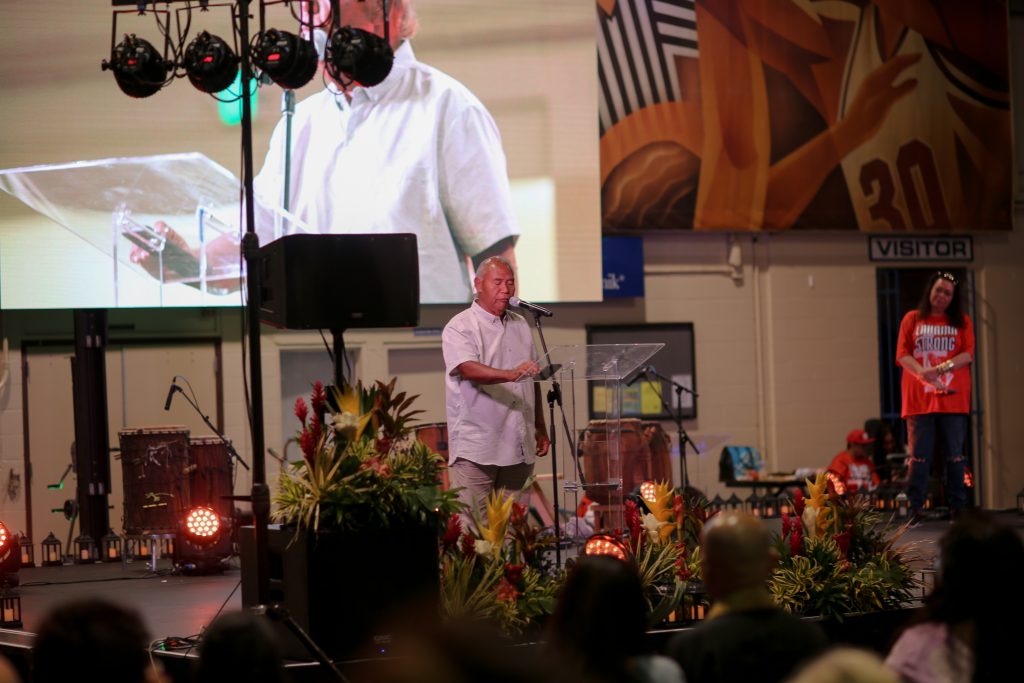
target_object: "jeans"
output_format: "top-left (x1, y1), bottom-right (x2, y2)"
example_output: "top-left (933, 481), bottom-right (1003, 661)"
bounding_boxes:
top-left (906, 413), bottom-right (968, 511)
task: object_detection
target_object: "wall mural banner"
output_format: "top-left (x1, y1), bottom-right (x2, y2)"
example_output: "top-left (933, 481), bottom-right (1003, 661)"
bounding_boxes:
top-left (597, 0), bottom-right (1012, 232)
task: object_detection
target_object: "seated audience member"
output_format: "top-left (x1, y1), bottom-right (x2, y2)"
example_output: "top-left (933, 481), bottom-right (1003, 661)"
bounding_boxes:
top-left (828, 429), bottom-right (880, 495)
top-left (886, 511), bottom-right (1024, 683)
top-left (667, 511), bottom-right (827, 683)
top-left (32, 598), bottom-right (166, 683)
top-left (546, 555), bottom-right (684, 683)
top-left (787, 648), bottom-right (899, 683)
top-left (864, 419), bottom-right (903, 482)
top-left (195, 610), bottom-right (286, 683)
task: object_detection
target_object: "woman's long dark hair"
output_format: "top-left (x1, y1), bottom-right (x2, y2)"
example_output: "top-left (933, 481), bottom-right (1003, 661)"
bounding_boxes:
top-left (918, 511), bottom-right (1024, 683)
top-left (915, 271), bottom-right (965, 328)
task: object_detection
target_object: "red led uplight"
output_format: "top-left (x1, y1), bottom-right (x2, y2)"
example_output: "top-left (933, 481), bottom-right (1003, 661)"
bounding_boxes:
top-left (184, 507), bottom-right (220, 544)
top-left (583, 534), bottom-right (627, 561)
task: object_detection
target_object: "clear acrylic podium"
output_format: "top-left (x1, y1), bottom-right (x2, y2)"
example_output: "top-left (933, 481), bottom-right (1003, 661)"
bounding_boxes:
top-left (521, 342), bottom-right (663, 544)
top-left (0, 153), bottom-right (253, 307)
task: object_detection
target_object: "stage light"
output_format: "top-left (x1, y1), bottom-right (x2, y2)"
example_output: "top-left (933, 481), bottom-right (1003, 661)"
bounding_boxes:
top-left (325, 26), bottom-right (394, 87)
top-left (183, 506), bottom-right (221, 546)
top-left (0, 523), bottom-right (19, 583)
top-left (41, 532), bottom-right (62, 567)
top-left (583, 534), bottom-right (627, 561)
top-left (184, 30), bottom-right (240, 94)
top-left (102, 34), bottom-right (171, 98)
top-left (176, 506), bottom-right (230, 575)
top-left (254, 29), bottom-right (318, 90)
top-left (639, 481), bottom-right (658, 504)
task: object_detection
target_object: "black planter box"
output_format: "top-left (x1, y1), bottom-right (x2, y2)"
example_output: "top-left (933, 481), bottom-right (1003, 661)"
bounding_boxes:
top-left (240, 523), bottom-right (440, 661)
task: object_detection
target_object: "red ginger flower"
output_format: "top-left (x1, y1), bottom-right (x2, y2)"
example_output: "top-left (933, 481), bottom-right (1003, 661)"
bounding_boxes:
top-left (788, 519), bottom-right (803, 556)
top-left (510, 502), bottom-right (528, 528)
top-left (793, 489), bottom-right (805, 516)
top-left (496, 578), bottom-right (520, 603)
top-left (673, 494), bottom-right (685, 531)
top-left (294, 397), bottom-right (309, 427)
top-left (299, 429), bottom-right (317, 466)
top-left (442, 514), bottom-right (462, 552)
top-left (504, 563), bottom-right (525, 586)
top-left (460, 531), bottom-right (476, 558)
top-left (625, 500), bottom-right (642, 549)
top-left (781, 513), bottom-right (792, 537)
top-left (310, 381), bottom-right (327, 416)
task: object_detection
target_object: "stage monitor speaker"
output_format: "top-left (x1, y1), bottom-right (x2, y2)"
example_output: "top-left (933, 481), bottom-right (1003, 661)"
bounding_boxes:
top-left (258, 233), bottom-right (419, 330)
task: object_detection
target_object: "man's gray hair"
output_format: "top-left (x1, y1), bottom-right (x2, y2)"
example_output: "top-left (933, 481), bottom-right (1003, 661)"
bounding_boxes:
top-left (474, 256), bottom-right (514, 280)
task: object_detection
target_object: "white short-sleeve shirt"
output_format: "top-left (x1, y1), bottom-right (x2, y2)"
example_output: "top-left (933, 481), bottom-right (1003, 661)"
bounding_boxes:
top-left (254, 42), bottom-right (519, 303)
top-left (442, 302), bottom-right (538, 467)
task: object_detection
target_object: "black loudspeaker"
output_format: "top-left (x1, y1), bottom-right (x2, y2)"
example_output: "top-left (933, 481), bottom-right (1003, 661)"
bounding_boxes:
top-left (258, 234), bottom-right (419, 329)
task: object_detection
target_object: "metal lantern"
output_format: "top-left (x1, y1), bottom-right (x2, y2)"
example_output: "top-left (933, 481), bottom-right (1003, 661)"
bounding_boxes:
top-left (726, 494), bottom-right (743, 511)
top-left (127, 536), bottom-right (152, 560)
top-left (74, 534), bottom-right (98, 564)
top-left (101, 529), bottom-right (122, 563)
top-left (895, 492), bottom-right (910, 519)
top-left (776, 493), bottom-right (793, 517)
top-left (746, 492), bottom-right (761, 516)
top-left (0, 591), bottom-right (21, 628)
top-left (17, 534), bottom-right (34, 568)
top-left (159, 536), bottom-right (175, 559)
top-left (682, 581), bottom-right (708, 622)
top-left (924, 491), bottom-right (934, 510)
top-left (709, 495), bottom-right (726, 514)
top-left (41, 532), bottom-right (63, 567)
top-left (762, 494), bottom-right (777, 519)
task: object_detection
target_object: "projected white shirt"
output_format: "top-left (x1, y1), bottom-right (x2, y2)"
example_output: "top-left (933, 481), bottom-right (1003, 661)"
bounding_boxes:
top-left (442, 302), bottom-right (538, 467)
top-left (254, 42), bottom-right (519, 303)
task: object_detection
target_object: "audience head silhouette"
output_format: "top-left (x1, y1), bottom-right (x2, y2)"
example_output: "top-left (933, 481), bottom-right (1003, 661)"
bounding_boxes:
top-left (33, 599), bottom-right (162, 683)
top-left (700, 510), bottom-right (778, 600)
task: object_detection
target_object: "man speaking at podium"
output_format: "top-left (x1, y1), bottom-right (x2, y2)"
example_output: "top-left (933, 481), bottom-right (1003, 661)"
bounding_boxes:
top-left (132, 0), bottom-right (520, 304)
top-left (442, 257), bottom-right (549, 512)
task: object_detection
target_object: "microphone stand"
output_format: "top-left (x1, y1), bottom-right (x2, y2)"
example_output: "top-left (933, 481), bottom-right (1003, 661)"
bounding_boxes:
top-left (172, 383), bottom-right (250, 472)
top-left (639, 366), bottom-right (699, 490)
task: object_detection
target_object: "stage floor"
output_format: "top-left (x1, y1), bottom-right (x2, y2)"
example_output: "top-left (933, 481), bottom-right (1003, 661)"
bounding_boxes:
top-left (0, 512), bottom-right (1020, 682)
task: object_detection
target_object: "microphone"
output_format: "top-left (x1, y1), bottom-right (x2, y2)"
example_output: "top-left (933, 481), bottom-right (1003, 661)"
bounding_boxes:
top-left (163, 382), bottom-right (178, 411)
top-left (509, 296), bottom-right (553, 317)
top-left (325, 26), bottom-right (394, 87)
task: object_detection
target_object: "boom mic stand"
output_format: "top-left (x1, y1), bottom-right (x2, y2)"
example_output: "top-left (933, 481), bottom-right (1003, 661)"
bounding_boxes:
top-left (171, 379), bottom-right (250, 472)
top-left (637, 365), bottom-right (699, 489)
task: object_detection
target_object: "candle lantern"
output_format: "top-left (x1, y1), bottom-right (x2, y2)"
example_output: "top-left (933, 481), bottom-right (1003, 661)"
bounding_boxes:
top-left (17, 534), bottom-right (33, 568)
top-left (101, 529), bottom-right (122, 563)
top-left (74, 534), bottom-right (98, 564)
top-left (41, 532), bottom-right (63, 567)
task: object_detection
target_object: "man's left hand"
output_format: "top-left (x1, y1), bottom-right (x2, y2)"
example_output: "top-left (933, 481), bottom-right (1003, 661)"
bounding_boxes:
top-left (536, 431), bottom-right (550, 457)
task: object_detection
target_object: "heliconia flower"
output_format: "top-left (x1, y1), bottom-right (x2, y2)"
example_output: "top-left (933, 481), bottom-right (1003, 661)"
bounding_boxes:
top-left (793, 489), bottom-right (806, 516)
top-left (442, 514), bottom-right (462, 552)
top-left (294, 397), bottom-right (309, 427)
top-left (310, 381), bottom-right (327, 416)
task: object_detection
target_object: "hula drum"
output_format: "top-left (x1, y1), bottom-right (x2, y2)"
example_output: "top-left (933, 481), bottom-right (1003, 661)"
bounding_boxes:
top-left (414, 422), bottom-right (450, 490)
top-left (188, 437), bottom-right (233, 518)
top-left (118, 427), bottom-right (190, 535)
top-left (642, 421), bottom-right (673, 484)
top-left (580, 418), bottom-right (651, 504)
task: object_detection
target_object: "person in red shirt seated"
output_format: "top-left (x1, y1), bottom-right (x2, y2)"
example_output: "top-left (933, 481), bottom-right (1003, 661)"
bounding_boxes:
top-left (828, 429), bottom-right (880, 495)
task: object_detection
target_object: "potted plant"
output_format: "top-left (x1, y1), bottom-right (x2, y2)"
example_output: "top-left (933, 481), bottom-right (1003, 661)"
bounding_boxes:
top-left (241, 379), bottom-right (461, 659)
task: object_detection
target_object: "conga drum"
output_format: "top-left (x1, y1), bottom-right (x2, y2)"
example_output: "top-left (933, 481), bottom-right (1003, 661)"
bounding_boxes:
top-left (188, 436), bottom-right (233, 518)
top-left (118, 427), bottom-right (190, 535)
top-left (643, 421), bottom-right (673, 484)
top-left (414, 422), bottom-right (450, 490)
top-left (580, 418), bottom-right (651, 504)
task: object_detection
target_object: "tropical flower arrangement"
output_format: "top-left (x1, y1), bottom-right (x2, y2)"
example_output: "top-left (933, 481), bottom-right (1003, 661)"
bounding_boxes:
top-left (769, 472), bottom-right (919, 619)
top-left (273, 379), bottom-right (462, 533)
top-left (624, 482), bottom-right (707, 624)
top-left (440, 489), bottom-right (561, 635)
